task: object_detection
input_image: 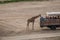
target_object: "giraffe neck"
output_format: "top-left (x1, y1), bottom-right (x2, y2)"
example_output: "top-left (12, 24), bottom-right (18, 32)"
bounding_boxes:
top-left (32, 15), bottom-right (41, 19)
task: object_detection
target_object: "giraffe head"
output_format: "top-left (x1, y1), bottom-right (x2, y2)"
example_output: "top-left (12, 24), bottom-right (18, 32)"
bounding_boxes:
top-left (39, 14), bottom-right (41, 17)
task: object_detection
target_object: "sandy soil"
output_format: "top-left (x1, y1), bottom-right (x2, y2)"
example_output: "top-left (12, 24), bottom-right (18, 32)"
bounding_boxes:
top-left (0, 33), bottom-right (60, 40)
top-left (0, 1), bottom-right (60, 38)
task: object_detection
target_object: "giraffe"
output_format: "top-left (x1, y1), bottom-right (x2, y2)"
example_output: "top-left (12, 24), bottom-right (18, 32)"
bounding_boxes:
top-left (26, 14), bottom-right (41, 31)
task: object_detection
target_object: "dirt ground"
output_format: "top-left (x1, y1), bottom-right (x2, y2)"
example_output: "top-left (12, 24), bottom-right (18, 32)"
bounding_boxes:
top-left (0, 1), bottom-right (60, 39)
top-left (1, 33), bottom-right (60, 40)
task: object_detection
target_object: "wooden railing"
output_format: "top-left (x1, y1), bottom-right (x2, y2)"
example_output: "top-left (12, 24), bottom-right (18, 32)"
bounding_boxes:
top-left (41, 19), bottom-right (60, 25)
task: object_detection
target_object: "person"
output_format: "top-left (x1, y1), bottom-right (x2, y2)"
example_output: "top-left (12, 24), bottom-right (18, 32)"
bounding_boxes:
top-left (40, 15), bottom-right (46, 28)
top-left (40, 15), bottom-right (46, 23)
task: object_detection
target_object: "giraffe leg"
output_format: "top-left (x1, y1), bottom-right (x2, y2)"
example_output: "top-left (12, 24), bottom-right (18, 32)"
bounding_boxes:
top-left (32, 21), bottom-right (34, 30)
top-left (26, 21), bottom-right (29, 31)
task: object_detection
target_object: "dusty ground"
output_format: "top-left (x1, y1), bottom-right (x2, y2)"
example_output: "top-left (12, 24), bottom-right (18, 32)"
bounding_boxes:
top-left (0, 33), bottom-right (60, 40)
top-left (0, 1), bottom-right (60, 40)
